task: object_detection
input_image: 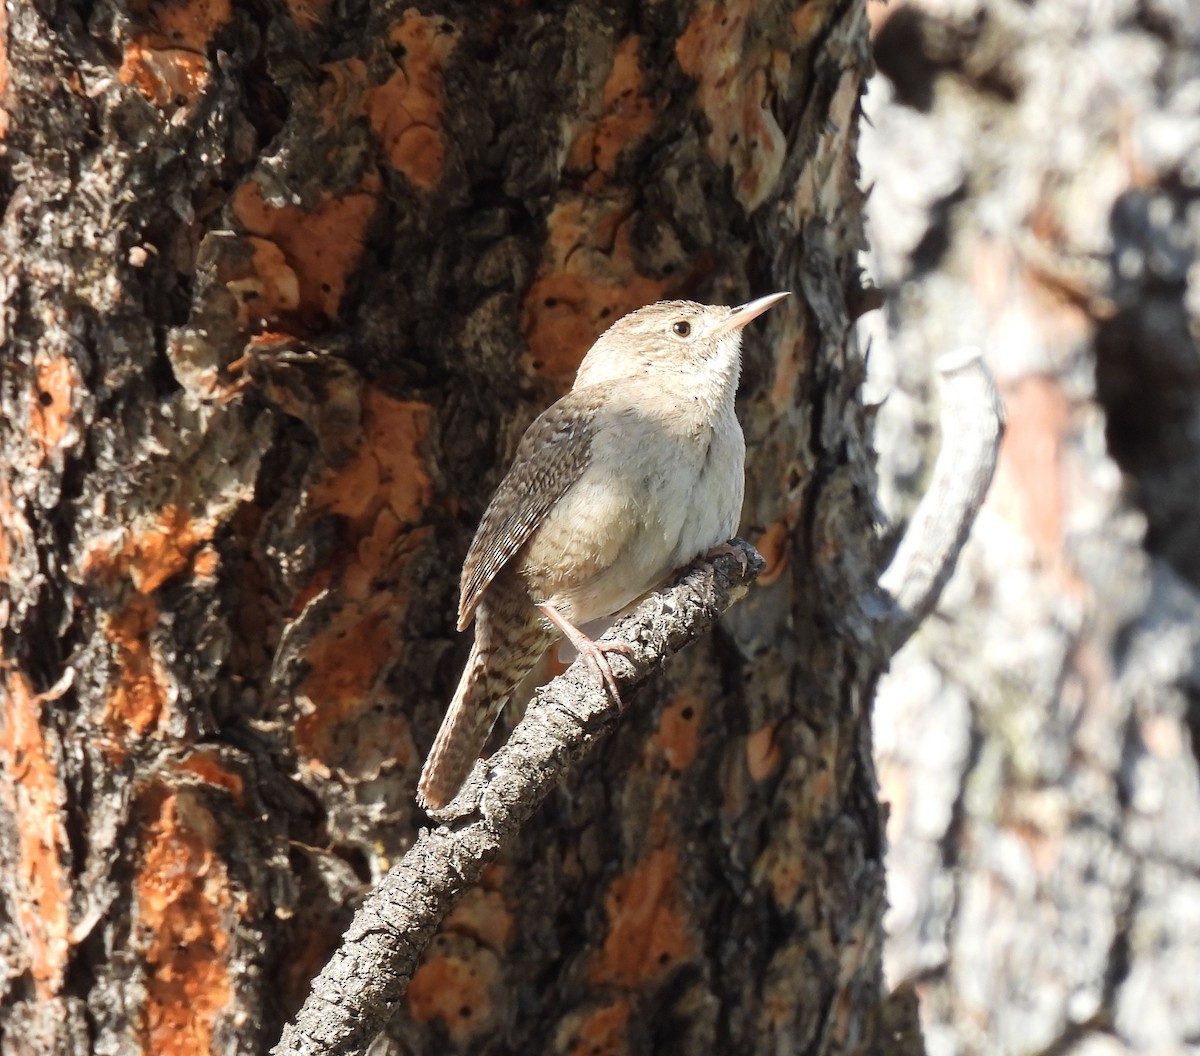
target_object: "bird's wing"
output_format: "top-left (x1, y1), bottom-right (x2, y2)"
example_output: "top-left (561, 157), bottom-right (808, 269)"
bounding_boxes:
top-left (457, 392), bottom-right (598, 630)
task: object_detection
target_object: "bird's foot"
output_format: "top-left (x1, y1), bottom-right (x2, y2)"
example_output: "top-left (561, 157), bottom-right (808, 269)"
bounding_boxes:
top-left (537, 603), bottom-right (633, 704)
top-left (583, 638), bottom-right (635, 702)
top-left (700, 541), bottom-right (749, 575)
top-left (679, 542), bottom-right (750, 588)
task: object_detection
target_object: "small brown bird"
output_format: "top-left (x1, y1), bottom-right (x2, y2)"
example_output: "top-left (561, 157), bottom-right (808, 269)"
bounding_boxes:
top-left (416, 292), bottom-right (788, 810)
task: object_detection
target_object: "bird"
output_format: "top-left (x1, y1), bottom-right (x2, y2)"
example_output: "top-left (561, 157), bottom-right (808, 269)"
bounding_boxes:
top-left (416, 292), bottom-right (788, 810)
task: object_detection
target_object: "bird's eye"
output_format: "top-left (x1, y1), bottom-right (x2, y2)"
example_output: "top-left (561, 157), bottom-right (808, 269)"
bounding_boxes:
top-left (672, 320), bottom-right (691, 337)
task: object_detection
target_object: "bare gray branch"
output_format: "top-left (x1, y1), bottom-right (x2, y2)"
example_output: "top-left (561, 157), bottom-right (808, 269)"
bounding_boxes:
top-left (273, 540), bottom-right (764, 1056)
top-left (877, 349), bottom-right (1004, 653)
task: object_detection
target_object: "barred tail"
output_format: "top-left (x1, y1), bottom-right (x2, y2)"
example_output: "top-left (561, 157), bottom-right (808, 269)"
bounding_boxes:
top-left (417, 608), bottom-right (552, 810)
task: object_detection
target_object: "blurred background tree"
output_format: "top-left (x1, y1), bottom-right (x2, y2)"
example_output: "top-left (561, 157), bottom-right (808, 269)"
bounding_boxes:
top-left (861, 1), bottom-right (1200, 1053)
top-left (0, 1), bottom-right (888, 1053)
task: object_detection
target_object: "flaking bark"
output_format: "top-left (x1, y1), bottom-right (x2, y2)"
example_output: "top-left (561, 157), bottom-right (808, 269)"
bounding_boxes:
top-left (0, 1), bottom-right (890, 1054)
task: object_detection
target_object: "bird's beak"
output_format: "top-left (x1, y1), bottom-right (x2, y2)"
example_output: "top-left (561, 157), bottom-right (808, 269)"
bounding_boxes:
top-left (716, 291), bottom-right (790, 336)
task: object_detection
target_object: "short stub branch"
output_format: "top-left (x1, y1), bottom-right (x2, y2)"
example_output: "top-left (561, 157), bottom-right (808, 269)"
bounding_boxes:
top-left (876, 349), bottom-right (1005, 654)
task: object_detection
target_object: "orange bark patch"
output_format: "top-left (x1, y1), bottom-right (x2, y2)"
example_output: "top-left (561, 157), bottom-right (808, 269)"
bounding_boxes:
top-left (754, 518), bottom-right (791, 586)
top-left (994, 375), bottom-right (1068, 564)
top-left (363, 11), bottom-right (459, 189)
top-left (769, 322), bottom-right (812, 411)
top-left (675, 1), bottom-right (747, 99)
top-left (119, 43), bottom-right (210, 108)
top-left (135, 787), bottom-right (235, 1056)
top-left (29, 352), bottom-right (76, 461)
top-left (566, 36), bottom-right (656, 183)
top-left (129, 0), bottom-right (231, 50)
top-left (407, 938), bottom-right (499, 1044)
top-left (231, 178), bottom-right (379, 324)
top-left (83, 502), bottom-right (218, 593)
top-left (521, 198), bottom-right (669, 380)
top-left (308, 392), bottom-right (433, 528)
top-left (0, 672), bottom-right (71, 997)
top-left (192, 543), bottom-right (220, 580)
top-left (129, 503), bottom-right (216, 593)
top-left (225, 237), bottom-right (301, 327)
top-left (103, 595), bottom-right (169, 749)
top-left (282, 0), bottom-right (327, 32)
top-left (178, 750), bottom-right (246, 808)
top-left (793, 0), bottom-right (838, 46)
top-left (294, 394), bottom-right (433, 764)
top-left (745, 722), bottom-right (782, 782)
top-left (654, 693), bottom-right (702, 772)
top-left (295, 595), bottom-right (409, 756)
top-left (442, 886), bottom-right (514, 953)
top-left (675, 1), bottom-right (786, 210)
top-left (293, 580), bottom-right (421, 765)
top-left (562, 1000), bottom-right (632, 1056)
top-left (589, 847), bottom-right (694, 987)
top-left (118, 0), bottom-right (228, 106)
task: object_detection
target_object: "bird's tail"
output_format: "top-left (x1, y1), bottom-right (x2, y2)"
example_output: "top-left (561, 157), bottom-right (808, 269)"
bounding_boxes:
top-left (417, 609), bottom-right (552, 810)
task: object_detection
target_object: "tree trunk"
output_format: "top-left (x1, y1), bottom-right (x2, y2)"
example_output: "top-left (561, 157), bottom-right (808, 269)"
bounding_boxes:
top-left (1, 1), bottom-right (884, 1053)
top-left (862, 1), bottom-right (1200, 1053)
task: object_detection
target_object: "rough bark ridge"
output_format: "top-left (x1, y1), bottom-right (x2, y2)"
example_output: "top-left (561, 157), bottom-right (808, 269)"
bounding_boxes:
top-left (1, 1), bottom-right (880, 1053)
top-left (861, 1), bottom-right (1200, 1053)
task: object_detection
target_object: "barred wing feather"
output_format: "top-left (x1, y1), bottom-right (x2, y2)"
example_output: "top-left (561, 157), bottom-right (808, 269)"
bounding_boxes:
top-left (457, 394), bottom-right (597, 630)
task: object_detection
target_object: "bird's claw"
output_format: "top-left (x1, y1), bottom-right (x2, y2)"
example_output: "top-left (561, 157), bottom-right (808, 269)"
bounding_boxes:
top-left (701, 541), bottom-right (749, 575)
top-left (580, 639), bottom-right (634, 706)
top-left (537, 602), bottom-right (634, 708)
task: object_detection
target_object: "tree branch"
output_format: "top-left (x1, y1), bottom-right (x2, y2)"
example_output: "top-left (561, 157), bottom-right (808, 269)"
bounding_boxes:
top-left (875, 348), bottom-right (1005, 654)
top-left (272, 540), bottom-right (765, 1056)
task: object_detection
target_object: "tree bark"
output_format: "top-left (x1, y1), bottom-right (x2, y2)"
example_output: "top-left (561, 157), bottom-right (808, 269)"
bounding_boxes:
top-left (862, 1), bottom-right (1200, 1054)
top-left (1, 1), bottom-right (886, 1054)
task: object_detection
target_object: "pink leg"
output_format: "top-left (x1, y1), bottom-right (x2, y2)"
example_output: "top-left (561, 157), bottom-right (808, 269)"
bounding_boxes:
top-left (537, 603), bottom-right (634, 701)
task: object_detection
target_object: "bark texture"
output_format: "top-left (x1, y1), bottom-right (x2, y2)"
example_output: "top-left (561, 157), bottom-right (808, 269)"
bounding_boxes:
top-left (276, 543), bottom-right (767, 1056)
top-left (861, 1), bottom-right (1200, 1054)
top-left (1, 1), bottom-right (886, 1055)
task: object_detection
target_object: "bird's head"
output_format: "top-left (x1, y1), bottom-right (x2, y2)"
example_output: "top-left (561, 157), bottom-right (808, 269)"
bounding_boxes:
top-left (572, 292), bottom-right (789, 390)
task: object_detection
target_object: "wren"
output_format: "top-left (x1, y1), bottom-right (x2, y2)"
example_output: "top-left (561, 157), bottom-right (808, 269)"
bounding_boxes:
top-left (417, 293), bottom-right (788, 810)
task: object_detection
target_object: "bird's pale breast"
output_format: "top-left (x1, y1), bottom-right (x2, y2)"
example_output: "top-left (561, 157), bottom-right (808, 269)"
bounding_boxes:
top-left (518, 380), bottom-right (745, 626)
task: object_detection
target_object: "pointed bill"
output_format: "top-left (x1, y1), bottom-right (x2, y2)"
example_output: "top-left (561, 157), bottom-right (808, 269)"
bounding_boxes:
top-left (715, 291), bottom-right (790, 336)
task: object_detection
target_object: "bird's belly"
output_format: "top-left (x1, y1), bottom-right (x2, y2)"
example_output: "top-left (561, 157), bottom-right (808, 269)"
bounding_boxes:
top-left (521, 473), bottom-right (676, 624)
top-left (521, 415), bottom-right (744, 626)
top-left (667, 424), bottom-right (745, 567)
